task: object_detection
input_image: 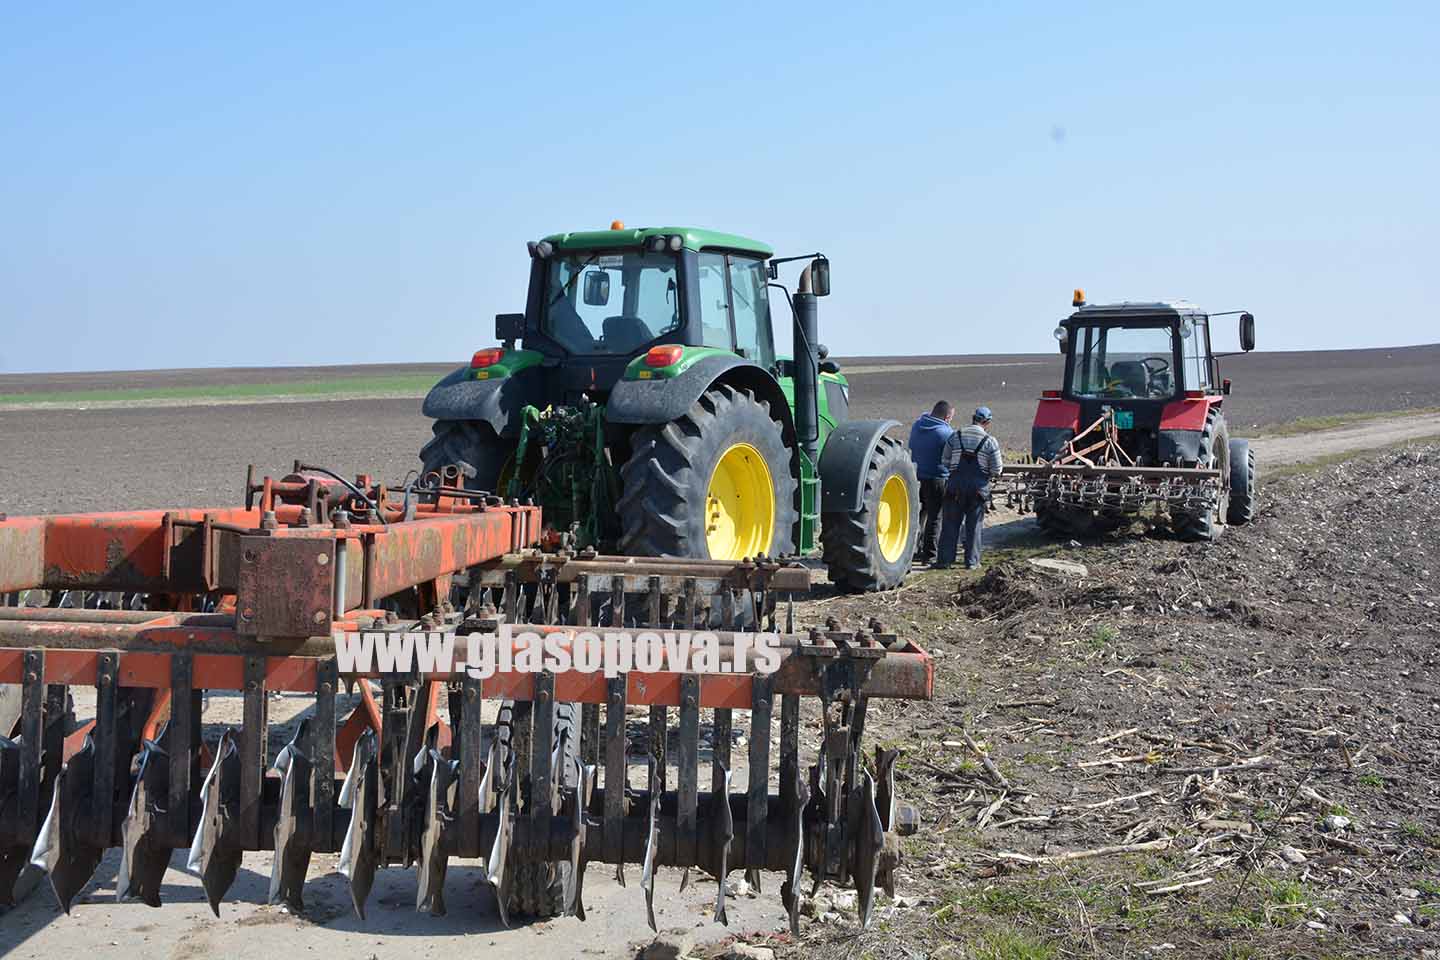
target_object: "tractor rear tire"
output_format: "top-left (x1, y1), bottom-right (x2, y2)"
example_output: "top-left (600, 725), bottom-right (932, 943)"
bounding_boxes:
top-left (821, 435), bottom-right (919, 592)
top-left (1174, 412), bottom-right (1231, 542)
top-left (492, 698), bottom-right (579, 918)
top-left (1227, 438), bottom-right (1257, 525)
top-left (419, 420), bottom-right (515, 493)
top-left (618, 384), bottom-right (797, 561)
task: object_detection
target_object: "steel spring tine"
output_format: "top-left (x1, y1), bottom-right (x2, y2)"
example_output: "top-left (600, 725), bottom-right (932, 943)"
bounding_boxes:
top-left (337, 728), bottom-right (378, 920)
top-left (416, 748), bottom-right (455, 916)
top-left (269, 720), bottom-right (313, 913)
top-left (640, 756), bottom-right (662, 932)
top-left (30, 730), bottom-right (103, 914)
top-left (711, 760), bottom-right (734, 926)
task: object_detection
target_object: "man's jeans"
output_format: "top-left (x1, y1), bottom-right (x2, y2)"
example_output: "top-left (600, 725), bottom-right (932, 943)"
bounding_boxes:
top-left (915, 478), bottom-right (946, 561)
top-left (938, 489), bottom-right (987, 568)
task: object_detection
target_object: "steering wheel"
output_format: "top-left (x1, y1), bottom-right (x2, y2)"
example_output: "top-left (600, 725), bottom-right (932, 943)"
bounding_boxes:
top-left (1141, 357), bottom-right (1170, 376)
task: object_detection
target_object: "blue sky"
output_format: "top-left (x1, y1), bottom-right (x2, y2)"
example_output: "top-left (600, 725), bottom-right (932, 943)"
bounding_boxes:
top-left (1, 3), bottom-right (1436, 373)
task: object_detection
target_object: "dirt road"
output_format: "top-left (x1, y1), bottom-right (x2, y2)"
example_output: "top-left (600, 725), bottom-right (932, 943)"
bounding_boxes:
top-left (1251, 411), bottom-right (1440, 465)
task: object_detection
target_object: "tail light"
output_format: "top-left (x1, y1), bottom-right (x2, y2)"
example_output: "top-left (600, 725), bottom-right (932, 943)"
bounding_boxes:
top-left (1041, 389), bottom-right (1062, 399)
top-left (471, 348), bottom-right (505, 368)
top-left (645, 345), bottom-right (684, 367)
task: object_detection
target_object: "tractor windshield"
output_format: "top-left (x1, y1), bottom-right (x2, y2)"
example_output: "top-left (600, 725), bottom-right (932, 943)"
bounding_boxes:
top-left (1067, 324), bottom-right (1177, 399)
top-left (542, 250), bottom-right (681, 355)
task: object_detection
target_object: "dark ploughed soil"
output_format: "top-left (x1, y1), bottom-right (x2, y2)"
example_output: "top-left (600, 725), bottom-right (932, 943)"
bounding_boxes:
top-left (2, 345), bottom-right (1438, 517)
top-left (757, 442), bottom-right (1440, 959)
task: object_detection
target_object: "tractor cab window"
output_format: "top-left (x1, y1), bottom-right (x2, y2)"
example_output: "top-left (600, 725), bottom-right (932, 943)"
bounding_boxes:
top-left (542, 251), bottom-right (681, 354)
top-left (1182, 316), bottom-right (1211, 391)
top-left (1067, 324), bottom-right (1176, 400)
top-left (728, 256), bottom-right (774, 369)
top-left (697, 252), bottom-right (732, 350)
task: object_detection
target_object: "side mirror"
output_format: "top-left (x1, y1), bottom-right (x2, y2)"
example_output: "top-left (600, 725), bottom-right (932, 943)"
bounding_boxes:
top-left (583, 271), bottom-right (611, 306)
top-left (1239, 312), bottom-right (1256, 352)
top-left (811, 257), bottom-right (831, 297)
top-left (495, 312), bottom-right (525, 342)
top-left (816, 343), bottom-right (830, 361)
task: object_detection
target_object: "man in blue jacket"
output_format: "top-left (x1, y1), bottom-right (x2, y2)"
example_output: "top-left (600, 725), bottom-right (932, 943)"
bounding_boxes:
top-left (907, 401), bottom-right (955, 564)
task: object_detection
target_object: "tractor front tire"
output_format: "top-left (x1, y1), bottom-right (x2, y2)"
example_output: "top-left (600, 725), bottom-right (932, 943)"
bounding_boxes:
top-left (1227, 438), bottom-right (1257, 525)
top-left (1174, 412), bottom-right (1231, 542)
top-left (821, 435), bottom-right (919, 592)
top-left (618, 384), bottom-right (797, 561)
top-left (419, 420), bottom-right (515, 493)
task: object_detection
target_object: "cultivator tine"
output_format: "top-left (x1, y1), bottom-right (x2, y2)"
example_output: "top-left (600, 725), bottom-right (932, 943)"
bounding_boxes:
top-left (677, 675), bottom-right (699, 880)
top-left (313, 659), bottom-right (338, 851)
top-left (746, 675), bottom-right (773, 894)
top-left (338, 728), bottom-right (379, 920)
top-left (486, 755), bottom-right (516, 927)
top-left (416, 742), bottom-right (456, 916)
top-left (874, 747), bottom-right (901, 899)
top-left (118, 734), bottom-right (171, 906)
top-left (169, 654), bottom-right (197, 850)
top-left (604, 674), bottom-right (627, 886)
top-left (564, 757), bottom-right (595, 920)
top-left (457, 675), bottom-right (483, 853)
top-left (31, 734), bottom-right (102, 914)
top-left (851, 770), bottom-right (884, 928)
top-left (239, 656), bottom-right (267, 852)
top-left (0, 652), bottom-right (45, 905)
top-left (781, 767), bottom-right (810, 937)
top-left (640, 757), bottom-right (662, 932)
top-left (269, 721), bottom-right (313, 913)
top-left (188, 729), bottom-right (243, 916)
top-left (711, 760), bottom-right (734, 926)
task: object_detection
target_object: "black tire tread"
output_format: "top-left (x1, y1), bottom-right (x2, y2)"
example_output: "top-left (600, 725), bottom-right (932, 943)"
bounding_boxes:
top-left (419, 420), bottom-right (514, 493)
top-left (1174, 410), bottom-right (1230, 542)
top-left (492, 699), bottom-right (579, 918)
top-left (820, 435), bottom-right (918, 592)
top-left (617, 384), bottom-right (797, 559)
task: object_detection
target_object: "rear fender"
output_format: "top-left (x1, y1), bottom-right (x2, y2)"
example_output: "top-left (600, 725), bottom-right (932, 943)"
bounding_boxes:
top-left (1158, 396), bottom-right (1221, 464)
top-left (607, 354), bottom-right (795, 442)
top-left (1031, 397), bottom-right (1081, 459)
top-left (819, 420), bottom-right (901, 513)
top-left (421, 365), bottom-right (546, 439)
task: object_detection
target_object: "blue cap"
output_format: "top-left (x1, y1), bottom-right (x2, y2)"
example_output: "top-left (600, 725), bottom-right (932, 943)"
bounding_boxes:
top-left (974, 406), bottom-right (993, 421)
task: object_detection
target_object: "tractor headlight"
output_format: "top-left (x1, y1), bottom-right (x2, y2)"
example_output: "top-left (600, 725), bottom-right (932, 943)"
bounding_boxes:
top-left (1179, 318), bottom-right (1193, 339)
top-left (646, 236), bottom-right (666, 253)
top-left (1053, 325), bottom-right (1067, 341)
top-left (668, 234), bottom-right (683, 252)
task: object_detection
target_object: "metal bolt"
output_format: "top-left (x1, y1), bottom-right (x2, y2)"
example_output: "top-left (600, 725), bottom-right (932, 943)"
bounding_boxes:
top-left (313, 610), bottom-right (327, 624)
top-left (321, 682), bottom-right (333, 694)
top-left (24, 671), bottom-right (36, 682)
top-left (243, 549), bottom-right (257, 563)
top-left (317, 552), bottom-right (329, 565)
top-left (241, 608), bottom-right (254, 620)
top-left (99, 674), bottom-right (111, 686)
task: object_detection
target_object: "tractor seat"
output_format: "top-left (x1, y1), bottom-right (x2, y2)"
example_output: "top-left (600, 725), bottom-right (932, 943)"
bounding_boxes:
top-left (601, 315), bottom-right (654, 352)
top-left (1108, 361), bottom-right (1149, 396)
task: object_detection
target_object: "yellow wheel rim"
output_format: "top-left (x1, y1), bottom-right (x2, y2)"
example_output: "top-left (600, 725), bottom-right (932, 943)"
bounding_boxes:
top-left (705, 443), bottom-right (775, 561)
top-left (876, 473), bottom-right (910, 563)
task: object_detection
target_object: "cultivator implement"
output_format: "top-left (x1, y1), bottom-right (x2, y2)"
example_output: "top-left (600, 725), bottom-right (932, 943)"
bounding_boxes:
top-left (0, 464), bottom-right (930, 931)
top-left (1007, 408), bottom-right (1222, 517)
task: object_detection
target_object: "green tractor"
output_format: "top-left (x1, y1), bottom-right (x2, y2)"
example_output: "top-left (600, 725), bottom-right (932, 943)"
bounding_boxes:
top-left (419, 223), bottom-right (918, 591)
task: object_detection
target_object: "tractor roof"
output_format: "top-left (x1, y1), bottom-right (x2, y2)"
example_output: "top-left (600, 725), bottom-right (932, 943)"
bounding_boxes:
top-left (542, 226), bottom-right (773, 258)
top-left (1069, 300), bottom-right (1205, 322)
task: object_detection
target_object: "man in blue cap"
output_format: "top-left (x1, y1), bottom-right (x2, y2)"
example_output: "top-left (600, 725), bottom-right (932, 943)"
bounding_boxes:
top-left (936, 406), bottom-right (1003, 569)
top-left (907, 400), bottom-right (955, 564)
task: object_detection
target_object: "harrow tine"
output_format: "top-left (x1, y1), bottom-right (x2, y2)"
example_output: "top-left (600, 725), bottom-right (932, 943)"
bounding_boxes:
top-left (187, 729), bottom-right (243, 916)
top-left (604, 674), bottom-right (626, 886)
top-left (1, 653), bottom-right (45, 906)
top-left (485, 754), bottom-right (516, 927)
top-left (563, 757), bottom-right (595, 920)
top-left (874, 747), bottom-right (901, 900)
top-left (640, 756), bottom-right (662, 932)
top-left (780, 765), bottom-right (810, 937)
top-left (711, 760), bottom-right (733, 926)
top-left (746, 675), bottom-right (773, 895)
top-left (851, 769), bottom-right (884, 928)
top-left (337, 728), bottom-right (379, 920)
top-left (677, 675), bottom-right (699, 880)
top-left (30, 733), bottom-right (103, 914)
top-left (268, 720), bottom-right (312, 913)
top-left (169, 654), bottom-right (198, 850)
top-left (416, 745), bottom-right (456, 916)
top-left (117, 733), bottom-right (172, 906)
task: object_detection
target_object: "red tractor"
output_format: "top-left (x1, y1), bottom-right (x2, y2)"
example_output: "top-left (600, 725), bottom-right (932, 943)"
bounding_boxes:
top-left (1008, 292), bottom-right (1258, 540)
